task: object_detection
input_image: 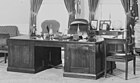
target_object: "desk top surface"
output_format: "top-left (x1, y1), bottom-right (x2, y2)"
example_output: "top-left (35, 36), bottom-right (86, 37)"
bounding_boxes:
top-left (9, 35), bottom-right (103, 44)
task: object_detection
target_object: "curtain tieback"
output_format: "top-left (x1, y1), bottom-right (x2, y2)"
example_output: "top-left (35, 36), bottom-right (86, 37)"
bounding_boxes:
top-left (31, 11), bottom-right (37, 16)
top-left (68, 12), bottom-right (73, 15)
top-left (91, 12), bottom-right (95, 15)
top-left (126, 12), bottom-right (129, 15)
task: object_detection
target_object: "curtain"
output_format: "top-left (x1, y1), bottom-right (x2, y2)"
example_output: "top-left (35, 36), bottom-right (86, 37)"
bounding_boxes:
top-left (30, 0), bottom-right (43, 36)
top-left (132, 0), bottom-right (139, 17)
top-left (120, 0), bottom-right (132, 24)
top-left (121, 0), bottom-right (134, 42)
top-left (64, 0), bottom-right (75, 28)
top-left (121, 0), bottom-right (130, 13)
top-left (88, 0), bottom-right (99, 21)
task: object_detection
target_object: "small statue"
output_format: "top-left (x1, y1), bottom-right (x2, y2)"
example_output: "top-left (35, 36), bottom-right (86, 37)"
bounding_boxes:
top-left (87, 30), bottom-right (97, 42)
top-left (31, 24), bottom-right (36, 37)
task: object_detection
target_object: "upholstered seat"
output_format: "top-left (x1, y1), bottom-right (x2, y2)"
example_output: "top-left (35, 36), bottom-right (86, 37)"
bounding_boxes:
top-left (104, 38), bottom-right (136, 80)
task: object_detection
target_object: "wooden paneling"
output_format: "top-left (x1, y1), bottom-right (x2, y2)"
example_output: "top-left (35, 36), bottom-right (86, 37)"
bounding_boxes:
top-left (8, 40), bottom-right (35, 73)
top-left (67, 44), bottom-right (91, 73)
top-left (64, 41), bottom-right (115, 79)
top-left (7, 37), bottom-right (62, 73)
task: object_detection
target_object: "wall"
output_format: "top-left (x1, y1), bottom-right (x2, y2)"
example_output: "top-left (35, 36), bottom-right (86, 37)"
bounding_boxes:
top-left (95, 0), bottom-right (126, 30)
top-left (134, 0), bottom-right (140, 48)
top-left (0, 0), bottom-right (30, 34)
top-left (0, 0), bottom-right (88, 35)
top-left (0, 0), bottom-right (128, 34)
top-left (138, 0), bottom-right (140, 18)
top-left (37, 0), bottom-right (68, 34)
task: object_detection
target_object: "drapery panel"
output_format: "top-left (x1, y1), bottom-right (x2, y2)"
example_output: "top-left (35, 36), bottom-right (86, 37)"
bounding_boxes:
top-left (88, 0), bottom-right (99, 21)
top-left (64, 0), bottom-right (75, 28)
top-left (120, 0), bottom-right (131, 27)
top-left (121, 0), bottom-right (135, 40)
top-left (30, 0), bottom-right (43, 35)
top-left (121, 0), bottom-right (130, 13)
top-left (132, 0), bottom-right (139, 17)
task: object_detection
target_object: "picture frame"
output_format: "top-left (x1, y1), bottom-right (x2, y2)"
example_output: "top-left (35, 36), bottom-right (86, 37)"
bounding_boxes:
top-left (90, 20), bottom-right (98, 30)
top-left (104, 20), bottom-right (111, 26)
top-left (99, 20), bottom-right (111, 30)
top-left (102, 23), bottom-right (108, 30)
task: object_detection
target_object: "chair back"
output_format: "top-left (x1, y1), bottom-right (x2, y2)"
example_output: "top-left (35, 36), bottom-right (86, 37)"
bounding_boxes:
top-left (104, 38), bottom-right (134, 57)
top-left (0, 26), bottom-right (19, 37)
top-left (104, 38), bottom-right (125, 54)
top-left (0, 33), bottom-right (10, 46)
top-left (41, 20), bottom-right (60, 34)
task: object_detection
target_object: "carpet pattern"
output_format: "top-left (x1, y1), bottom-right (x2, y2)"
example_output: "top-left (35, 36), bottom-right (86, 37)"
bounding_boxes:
top-left (0, 56), bottom-right (140, 83)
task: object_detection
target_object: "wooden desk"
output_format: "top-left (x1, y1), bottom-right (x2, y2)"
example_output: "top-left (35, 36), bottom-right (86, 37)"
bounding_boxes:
top-left (7, 35), bottom-right (114, 79)
top-left (64, 41), bottom-right (105, 79)
top-left (7, 35), bottom-right (63, 73)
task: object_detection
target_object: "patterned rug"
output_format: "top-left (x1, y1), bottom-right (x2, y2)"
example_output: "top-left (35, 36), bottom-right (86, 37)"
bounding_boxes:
top-left (0, 56), bottom-right (140, 83)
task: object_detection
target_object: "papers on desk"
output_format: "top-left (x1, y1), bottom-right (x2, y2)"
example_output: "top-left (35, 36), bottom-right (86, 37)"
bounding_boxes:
top-left (101, 35), bottom-right (116, 38)
top-left (53, 35), bottom-right (70, 40)
top-left (79, 39), bottom-right (87, 42)
top-left (101, 35), bottom-right (123, 39)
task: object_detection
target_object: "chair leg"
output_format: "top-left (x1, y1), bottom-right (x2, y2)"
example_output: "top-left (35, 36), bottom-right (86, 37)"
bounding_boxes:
top-left (110, 62), bottom-right (113, 74)
top-left (133, 56), bottom-right (136, 75)
top-left (4, 53), bottom-right (7, 63)
top-left (125, 61), bottom-right (128, 80)
top-left (104, 60), bottom-right (107, 78)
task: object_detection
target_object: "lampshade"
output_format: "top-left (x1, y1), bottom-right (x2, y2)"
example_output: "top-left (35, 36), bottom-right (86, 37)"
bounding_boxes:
top-left (68, 19), bottom-right (88, 34)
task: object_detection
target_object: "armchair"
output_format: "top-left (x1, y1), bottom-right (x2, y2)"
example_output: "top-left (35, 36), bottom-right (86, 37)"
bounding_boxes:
top-left (0, 26), bottom-right (19, 37)
top-left (104, 24), bottom-right (136, 80)
top-left (104, 38), bottom-right (136, 80)
top-left (0, 33), bottom-right (10, 63)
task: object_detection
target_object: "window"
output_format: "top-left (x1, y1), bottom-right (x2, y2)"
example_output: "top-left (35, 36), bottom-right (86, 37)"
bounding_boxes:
top-left (95, 0), bottom-right (126, 30)
top-left (37, 0), bottom-right (68, 34)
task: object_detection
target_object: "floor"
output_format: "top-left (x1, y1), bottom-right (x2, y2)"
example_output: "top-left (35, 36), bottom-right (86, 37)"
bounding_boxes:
top-left (0, 54), bottom-right (140, 83)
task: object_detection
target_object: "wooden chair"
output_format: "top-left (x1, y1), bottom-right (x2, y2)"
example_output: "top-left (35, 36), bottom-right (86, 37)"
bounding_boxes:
top-left (0, 33), bottom-right (10, 63)
top-left (41, 20), bottom-right (62, 68)
top-left (104, 37), bottom-right (136, 80)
